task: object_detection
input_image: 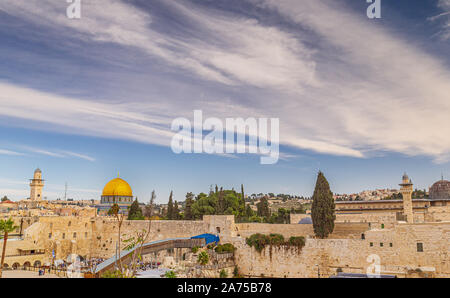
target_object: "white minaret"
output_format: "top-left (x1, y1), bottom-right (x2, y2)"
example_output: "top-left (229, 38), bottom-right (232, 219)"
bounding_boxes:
top-left (30, 168), bottom-right (44, 201)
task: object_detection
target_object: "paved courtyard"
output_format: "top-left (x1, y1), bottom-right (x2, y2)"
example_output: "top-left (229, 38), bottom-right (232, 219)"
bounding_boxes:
top-left (2, 270), bottom-right (60, 278)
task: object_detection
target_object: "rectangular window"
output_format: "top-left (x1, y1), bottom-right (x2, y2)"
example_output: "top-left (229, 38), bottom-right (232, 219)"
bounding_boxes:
top-left (73, 232), bottom-right (77, 239)
top-left (380, 242), bottom-right (383, 247)
top-left (48, 233), bottom-right (52, 239)
top-left (370, 242), bottom-right (373, 247)
top-left (390, 243), bottom-right (393, 247)
top-left (62, 233), bottom-right (65, 239)
top-left (417, 243), bottom-right (424, 252)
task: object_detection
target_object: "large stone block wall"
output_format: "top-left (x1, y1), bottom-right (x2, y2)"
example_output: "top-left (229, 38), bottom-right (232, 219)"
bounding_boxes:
top-left (235, 222), bottom-right (369, 239)
top-left (90, 218), bottom-right (210, 258)
top-left (234, 222), bottom-right (450, 278)
top-left (16, 213), bottom-right (450, 278)
top-left (425, 206), bottom-right (450, 222)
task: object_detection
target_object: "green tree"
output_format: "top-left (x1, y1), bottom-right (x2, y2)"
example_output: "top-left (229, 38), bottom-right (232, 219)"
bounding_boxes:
top-left (311, 171), bottom-right (336, 239)
top-left (216, 188), bottom-right (225, 215)
top-left (198, 251), bottom-right (209, 265)
top-left (167, 191), bottom-right (174, 220)
top-left (108, 203), bottom-right (120, 216)
top-left (173, 201), bottom-right (180, 220)
top-left (1, 196), bottom-right (8, 202)
top-left (128, 198), bottom-right (144, 220)
top-left (0, 218), bottom-right (19, 278)
top-left (239, 184), bottom-right (246, 216)
top-left (220, 269), bottom-right (228, 278)
top-left (184, 192), bottom-right (194, 220)
top-left (257, 197), bottom-right (270, 218)
top-left (245, 204), bottom-right (255, 218)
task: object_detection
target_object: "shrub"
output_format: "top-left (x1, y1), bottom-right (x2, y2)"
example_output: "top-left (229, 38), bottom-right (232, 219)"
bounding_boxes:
top-left (191, 246), bottom-right (199, 253)
top-left (219, 269), bottom-right (228, 278)
top-left (233, 266), bottom-right (239, 277)
top-left (101, 270), bottom-right (127, 278)
top-left (288, 236), bottom-right (306, 248)
top-left (165, 270), bottom-right (177, 278)
top-left (215, 243), bottom-right (236, 254)
top-left (246, 233), bottom-right (269, 252)
top-left (247, 233), bottom-right (306, 252)
top-left (198, 251), bottom-right (209, 265)
top-left (268, 233), bottom-right (284, 245)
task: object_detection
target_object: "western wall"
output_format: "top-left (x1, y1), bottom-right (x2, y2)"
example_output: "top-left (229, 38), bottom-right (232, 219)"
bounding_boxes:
top-left (2, 213), bottom-right (449, 278)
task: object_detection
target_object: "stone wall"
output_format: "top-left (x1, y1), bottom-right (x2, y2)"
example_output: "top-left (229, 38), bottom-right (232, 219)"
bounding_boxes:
top-left (234, 222), bottom-right (450, 278)
top-left (14, 213), bottom-right (450, 278)
top-left (235, 222), bottom-right (369, 239)
top-left (91, 218), bottom-right (209, 258)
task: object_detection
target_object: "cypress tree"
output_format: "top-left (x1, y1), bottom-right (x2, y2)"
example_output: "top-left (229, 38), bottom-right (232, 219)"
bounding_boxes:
top-left (311, 171), bottom-right (336, 239)
top-left (167, 191), bottom-right (174, 220)
top-left (240, 184), bottom-right (246, 213)
top-left (184, 192), bottom-right (194, 220)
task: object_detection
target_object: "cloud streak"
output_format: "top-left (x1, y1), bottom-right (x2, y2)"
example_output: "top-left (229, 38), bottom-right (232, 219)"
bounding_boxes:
top-left (0, 0), bottom-right (449, 164)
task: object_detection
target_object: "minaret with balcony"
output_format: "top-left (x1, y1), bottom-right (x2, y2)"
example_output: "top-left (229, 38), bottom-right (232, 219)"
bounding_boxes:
top-left (29, 168), bottom-right (45, 201)
top-left (399, 173), bottom-right (413, 223)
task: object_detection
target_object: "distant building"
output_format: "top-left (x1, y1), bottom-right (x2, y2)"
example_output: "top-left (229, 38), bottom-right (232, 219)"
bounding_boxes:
top-left (335, 174), bottom-right (450, 215)
top-left (429, 178), bottom-right (450, 201)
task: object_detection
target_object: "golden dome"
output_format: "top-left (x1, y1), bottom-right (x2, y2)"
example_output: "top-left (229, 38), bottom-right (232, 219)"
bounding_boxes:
top-left (102, 178), bottom-right (133, 197)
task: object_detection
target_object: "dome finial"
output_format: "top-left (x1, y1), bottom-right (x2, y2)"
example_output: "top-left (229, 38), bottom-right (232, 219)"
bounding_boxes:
top-left (118, 171), bottom-right (120, 178)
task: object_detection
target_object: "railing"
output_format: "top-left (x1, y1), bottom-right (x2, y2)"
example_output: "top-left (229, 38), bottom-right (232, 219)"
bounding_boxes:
top-left (4, 252), bottom-right (45, 258)
top-left (94, 237), bottom-right (206, 277)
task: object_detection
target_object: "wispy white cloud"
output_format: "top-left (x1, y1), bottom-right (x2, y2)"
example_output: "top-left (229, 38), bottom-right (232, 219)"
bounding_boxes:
top-left (0, 0), bottom-right (316, 91)
top-left (0, 149), bottom-right (25, 156)
top-left (429, 0), bottom-right (450, 40)
top-left (0, 0), bottom-right (449, 164)
top-left (60, 151), bottom-right (96, 162)
top-left (251, 0), bottom-right (450, 162)
top-left (21, 146), bottom-right (65, 158)
top-left (17, 145), bottom-right (96, 162)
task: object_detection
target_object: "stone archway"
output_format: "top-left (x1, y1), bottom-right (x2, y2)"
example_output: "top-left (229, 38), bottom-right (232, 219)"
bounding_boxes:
top-left (33, 260), bottom-right (41, 268)
top-left (12, 263), bottom-right (20, 270)
top-left (2, 263), bottom-right (9, 269)
top-left (23, 261), bottom-right (31, 270)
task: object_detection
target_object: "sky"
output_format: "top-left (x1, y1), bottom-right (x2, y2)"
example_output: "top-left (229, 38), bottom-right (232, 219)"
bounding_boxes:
top-left (0, 0), bottom-right (449, 203)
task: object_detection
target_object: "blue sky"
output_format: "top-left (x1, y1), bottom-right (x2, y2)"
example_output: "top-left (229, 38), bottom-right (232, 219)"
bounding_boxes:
top-left (0, 0), bottom-right (449, 203)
